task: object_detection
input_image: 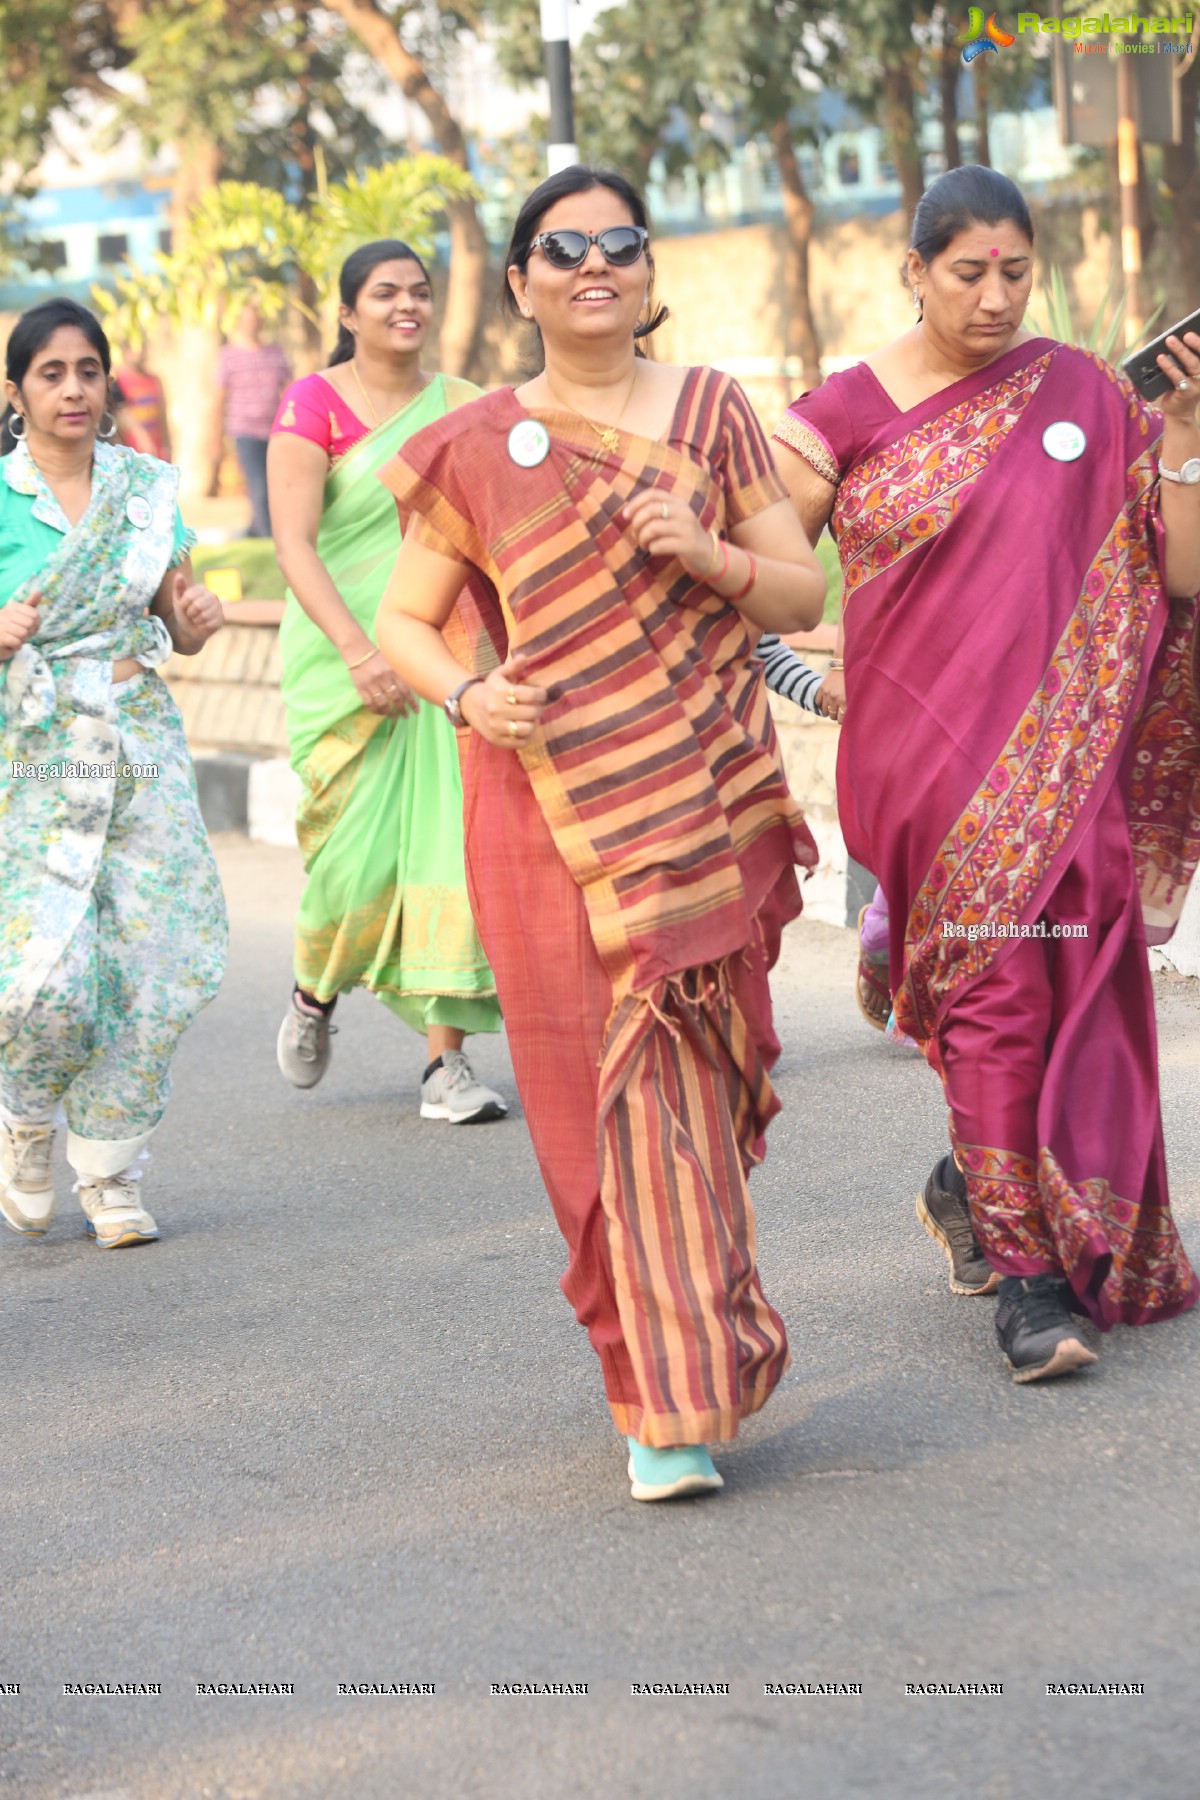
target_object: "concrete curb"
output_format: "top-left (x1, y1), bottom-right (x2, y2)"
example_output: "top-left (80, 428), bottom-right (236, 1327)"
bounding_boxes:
top-left (194, 752), bottom-right (302, 847)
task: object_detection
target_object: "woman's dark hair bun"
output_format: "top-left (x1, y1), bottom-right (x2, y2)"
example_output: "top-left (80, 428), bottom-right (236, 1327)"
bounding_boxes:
top-left (910, 165), bottom-right (1034, 266)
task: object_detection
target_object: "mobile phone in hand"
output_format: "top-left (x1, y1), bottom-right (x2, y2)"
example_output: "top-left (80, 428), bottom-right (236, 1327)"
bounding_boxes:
top-left (1122, 306), bottom-right (1200, 400)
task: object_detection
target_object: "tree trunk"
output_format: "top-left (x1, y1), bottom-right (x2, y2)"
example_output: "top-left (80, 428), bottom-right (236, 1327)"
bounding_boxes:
top-left (291, 10), bottom-right (325, 368)
top-left (1105, 139), bottom-right (1157, 314)
top-left (940, 32), bottom-right (961, 170)
top-left (168, 136), bottom-right (224, 501)
top-left (321, 0), bottom-right (489, 377)
top-left (1163, 38), bottom-right (1200, 302)
top-left (973, 58), bottom-right (991, 167)
top-left (770, 120), bottom-right (822, 392)
top-left (881, 62), bottom-right (924, 225)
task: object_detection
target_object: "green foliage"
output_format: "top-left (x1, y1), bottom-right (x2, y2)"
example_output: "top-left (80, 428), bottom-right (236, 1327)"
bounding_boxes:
top-left (1029, 266), bottom-right (1165, 363)
top-left (313, 158), bottom-right (479, 270)
top-left (91, 154), bottom-right (480, 352)
top-left (0, 0), bottom-right (393, 206)
top-left (817, 532), bottom-right (843, 623)
top-left (565, 0), bottom-right (817, 183)
top-left (192, 538), bottom-right (286, 601)
top-left (0, 0), bottom-right (128, 173)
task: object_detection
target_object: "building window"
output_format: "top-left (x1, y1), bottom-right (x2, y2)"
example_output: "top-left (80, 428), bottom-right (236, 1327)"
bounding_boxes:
top-left (158, 227), bottom-right (173, 254)
top-left (97, 233), bottom-right (129, 266)
top-left (837, 148), bottom-right (860, 186)
top-left (39, 239), bottom-right (68, 271)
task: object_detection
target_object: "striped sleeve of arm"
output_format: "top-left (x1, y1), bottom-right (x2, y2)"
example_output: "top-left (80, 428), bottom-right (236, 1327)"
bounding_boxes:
top-left (754, 633), bottom-right (824, 713)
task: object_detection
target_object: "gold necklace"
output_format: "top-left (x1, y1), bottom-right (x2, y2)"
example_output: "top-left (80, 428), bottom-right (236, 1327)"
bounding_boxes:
top-left (543, 365), bottom-right (639, 455)
top-left (350, 359), bottom-right (431, 427)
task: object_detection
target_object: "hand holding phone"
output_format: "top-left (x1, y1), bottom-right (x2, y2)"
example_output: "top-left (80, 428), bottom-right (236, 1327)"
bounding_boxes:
top-left (1122, 306), bottom-right (1200, 400)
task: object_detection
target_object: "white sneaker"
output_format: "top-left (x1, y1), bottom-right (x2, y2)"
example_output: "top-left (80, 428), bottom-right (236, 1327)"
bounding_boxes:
top-left (78, 1173), bottom-right (159, 1249)
top-left (276, 992), bottom-right (336, 1089)
top-left (0, 1120), bottom-right (56, 1236)
top-left (419, 1049), bottom-right (508, 1124)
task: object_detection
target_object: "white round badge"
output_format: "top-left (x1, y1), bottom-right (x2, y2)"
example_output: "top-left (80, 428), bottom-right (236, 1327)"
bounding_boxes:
top-left (126, 495), bottom-right (153, 529)
top-left (507, 419), bottom-right (550, 469)
top-left (1041, 421), bottom-right (1087, 463)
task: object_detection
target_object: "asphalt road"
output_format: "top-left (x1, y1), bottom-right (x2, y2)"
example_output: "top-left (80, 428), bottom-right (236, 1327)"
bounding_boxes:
top-left (3, 835), bottom-right (1199, 1800)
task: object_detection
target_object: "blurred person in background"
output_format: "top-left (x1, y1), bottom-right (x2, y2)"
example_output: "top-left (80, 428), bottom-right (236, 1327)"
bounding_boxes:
top-left (214, 300), bottom-right (290, 538)
top-left (267, 241), bottom-right (506, 1124)
top-left (111, 342), bottom-right (171, 462)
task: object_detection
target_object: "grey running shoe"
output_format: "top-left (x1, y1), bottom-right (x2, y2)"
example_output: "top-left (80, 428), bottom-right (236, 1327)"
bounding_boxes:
top-left (994, 1274), bottom-right (1097, 1383)
top-left (0, 1120), bottom-right (56, 1236)
top-left (276, 992), bottom-right (336, 1089)
top-left (420, 1049), bottom-right (508, 1124)
top-left (916, 1154), bottom-right (1000, 1296)
top-left (78, 1173), bottom-right (159, 1249)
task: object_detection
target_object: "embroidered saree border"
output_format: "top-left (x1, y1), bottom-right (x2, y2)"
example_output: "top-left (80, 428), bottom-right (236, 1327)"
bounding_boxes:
top-left (833, 354), bottom-right (1050, 607)
top-left (898, 461), bottom-right (1160, 1036)
top-left (957, 1139), bottom-right (1199, 1322)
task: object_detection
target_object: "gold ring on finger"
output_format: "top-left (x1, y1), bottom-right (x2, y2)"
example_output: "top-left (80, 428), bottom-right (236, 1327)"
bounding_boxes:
top-left (505, 690), bottom-right (518, 706)
top-left (660, 500), bottom-right (669, 520)
top-left (508, 719), bottom-right (518, 737)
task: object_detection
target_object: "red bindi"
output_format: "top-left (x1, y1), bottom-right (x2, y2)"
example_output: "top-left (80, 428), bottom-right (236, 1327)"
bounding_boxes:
top-left (990, 248), bottom-right (999, 257)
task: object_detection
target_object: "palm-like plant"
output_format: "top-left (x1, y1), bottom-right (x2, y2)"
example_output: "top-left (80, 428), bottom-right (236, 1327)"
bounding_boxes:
top-left (1029, 265), bottom-right (1164, 364)
top-left (92, 154), bottom-right (479, 351)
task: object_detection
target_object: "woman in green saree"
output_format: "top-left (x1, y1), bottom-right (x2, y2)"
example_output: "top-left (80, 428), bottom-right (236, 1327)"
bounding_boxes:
top-left (267, 241), bottom-right (506, 1122)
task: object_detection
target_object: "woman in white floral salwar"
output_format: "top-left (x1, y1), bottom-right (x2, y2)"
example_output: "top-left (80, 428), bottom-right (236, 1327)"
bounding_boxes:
top-left (0, 300), bottom-right (227, 1248)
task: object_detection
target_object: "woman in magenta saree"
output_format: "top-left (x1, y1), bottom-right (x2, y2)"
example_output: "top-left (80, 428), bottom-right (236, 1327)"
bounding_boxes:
top-left (774, 167), bottom-right (1200, 1381)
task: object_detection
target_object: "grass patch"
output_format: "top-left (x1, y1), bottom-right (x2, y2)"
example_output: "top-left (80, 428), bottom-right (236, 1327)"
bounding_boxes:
top-left (817, 532), bottom-right (843, 623)
top-left (192, 537), bottom-right (287, 602)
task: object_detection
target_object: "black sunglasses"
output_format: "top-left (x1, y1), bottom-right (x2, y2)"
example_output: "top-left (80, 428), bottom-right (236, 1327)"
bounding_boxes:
top-left (529, 226), bottom-right (649, 271)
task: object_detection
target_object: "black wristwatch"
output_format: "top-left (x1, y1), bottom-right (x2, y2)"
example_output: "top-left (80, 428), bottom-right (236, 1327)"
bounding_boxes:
top-left (444, 675), bottom-right (482, 725)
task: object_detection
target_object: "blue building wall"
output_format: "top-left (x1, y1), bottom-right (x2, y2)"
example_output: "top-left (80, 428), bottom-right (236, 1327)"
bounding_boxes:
top-left (0, 179), bottom-right (172, 311)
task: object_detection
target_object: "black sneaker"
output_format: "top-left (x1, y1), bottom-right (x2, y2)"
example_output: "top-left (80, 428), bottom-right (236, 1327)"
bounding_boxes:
top-left (994, 1274), bottom-right (1098, 1383)
top-left (915, 1155), bottom-right (999, 1296)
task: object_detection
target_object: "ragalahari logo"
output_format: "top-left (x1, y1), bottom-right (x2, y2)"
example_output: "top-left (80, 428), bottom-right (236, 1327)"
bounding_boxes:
top-left (960, 8), bottom-right (1017, 58)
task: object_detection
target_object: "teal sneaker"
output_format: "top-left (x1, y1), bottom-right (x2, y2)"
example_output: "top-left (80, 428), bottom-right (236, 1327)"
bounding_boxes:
top-left (626, 1437), bottom-right (724, 1502)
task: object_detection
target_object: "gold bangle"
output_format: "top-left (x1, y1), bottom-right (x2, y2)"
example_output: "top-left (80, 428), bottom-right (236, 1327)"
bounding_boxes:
top-left (346, 647), bottom-right (377, 671)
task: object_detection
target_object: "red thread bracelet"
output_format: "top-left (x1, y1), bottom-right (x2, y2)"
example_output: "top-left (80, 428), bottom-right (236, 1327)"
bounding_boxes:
top-left (725, 549), bottom-right (757, 604)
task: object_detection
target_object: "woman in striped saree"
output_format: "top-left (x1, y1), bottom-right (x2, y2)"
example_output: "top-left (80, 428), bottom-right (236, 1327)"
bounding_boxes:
top-left (376, 167), bottom-right (826, 1502)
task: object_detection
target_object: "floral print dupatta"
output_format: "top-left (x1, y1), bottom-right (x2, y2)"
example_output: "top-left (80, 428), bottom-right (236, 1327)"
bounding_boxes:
top-left (0, 445), bottom-right (202, 1048)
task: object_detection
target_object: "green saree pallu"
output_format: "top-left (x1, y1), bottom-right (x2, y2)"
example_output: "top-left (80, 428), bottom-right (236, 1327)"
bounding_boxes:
top-left (278, 377), bottom-right (501, 1034)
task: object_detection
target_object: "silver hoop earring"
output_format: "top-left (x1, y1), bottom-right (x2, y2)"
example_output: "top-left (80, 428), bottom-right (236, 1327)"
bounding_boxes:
top-left (7, 411), bottom-right (27, 440)
top-left (98, 411), bottom-right (118, 441)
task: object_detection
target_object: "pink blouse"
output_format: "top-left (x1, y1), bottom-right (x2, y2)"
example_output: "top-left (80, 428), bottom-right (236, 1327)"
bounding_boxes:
top-left (270, 372), bottom-right (370, 463)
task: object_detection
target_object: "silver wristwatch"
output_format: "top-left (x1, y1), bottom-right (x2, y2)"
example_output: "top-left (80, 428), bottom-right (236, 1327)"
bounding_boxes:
top-left (1158, 456), bottom-right (1200, 485)
top-left (444, 675), bottom-right (481, 725)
